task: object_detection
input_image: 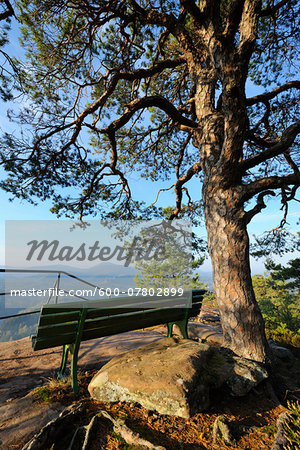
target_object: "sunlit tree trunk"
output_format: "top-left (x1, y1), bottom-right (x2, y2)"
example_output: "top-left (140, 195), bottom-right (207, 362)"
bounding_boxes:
top-left (192, 61), bottom-right (271, 362)
top-left (203, 181), bottom-right (270, 362)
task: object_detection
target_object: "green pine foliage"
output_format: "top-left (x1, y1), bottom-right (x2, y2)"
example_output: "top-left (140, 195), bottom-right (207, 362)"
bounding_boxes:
top-left (135, 240), bottom-right (206, 290)
top-left (265, 257), bottom-right (300, 292)
top-left (252, 259), bottom-right (300, 347)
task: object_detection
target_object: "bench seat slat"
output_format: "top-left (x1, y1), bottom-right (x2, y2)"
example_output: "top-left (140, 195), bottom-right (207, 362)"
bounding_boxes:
top-left (35, 321), bottom-right (79, 338)
top-left (190, 302), bottom-right (203, 315)
top-left (85, 300), bottom-right (189, 320)
top-left (32, 332), bottom-right (77, 350)
top-left (38, 311), bottom-right (81, 326)
top-left (41, 293), bottom-right (192, 314)
top-left (35, 307), bottom-right (188, 341)
top-left (82, 314), bottom-right (175, 341)
top-left (83, 308), bottom-right (186, 334)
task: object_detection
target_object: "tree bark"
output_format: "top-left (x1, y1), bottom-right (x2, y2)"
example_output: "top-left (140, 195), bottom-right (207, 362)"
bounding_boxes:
top-left (203, 181), bottom-right (270, 363)
top-left (188, 33), bottom-right (271, 362)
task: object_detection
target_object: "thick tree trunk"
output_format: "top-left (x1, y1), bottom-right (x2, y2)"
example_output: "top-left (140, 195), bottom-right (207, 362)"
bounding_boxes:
top-left (188, 32), bottom-right (271, 362)
top-left (203, 181), bottom-right (271, 363)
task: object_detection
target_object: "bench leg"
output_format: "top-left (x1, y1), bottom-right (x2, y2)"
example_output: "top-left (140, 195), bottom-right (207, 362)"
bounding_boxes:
top-left (167, 322), bottom-right (173, 337)
top-left (167, 320), bottom-right (189, 339)
top-left (69, 343), bottom-right (79, 393)
top-left (177, 319), bottom-right (189, 339)
top-left (56, 343), bottom-right (79, 393)
top-left (57, 345), bottom-right (69, 380)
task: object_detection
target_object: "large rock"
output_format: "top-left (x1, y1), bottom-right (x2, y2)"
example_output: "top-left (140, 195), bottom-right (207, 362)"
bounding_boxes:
top-left (188, 322), bottom-right (223, 345)
top-left (88, 338), bottom-right (268, 418)
top-left (89, 338), bottom-right (215, 418)
top-left (269, 340), bottom-right (295, 366)
top-left (224, 354), bottom-right (269, 396)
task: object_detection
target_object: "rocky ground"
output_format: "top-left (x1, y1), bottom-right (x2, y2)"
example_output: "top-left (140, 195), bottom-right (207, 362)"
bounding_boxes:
top-left (0, 305), bottom-right (299, 449)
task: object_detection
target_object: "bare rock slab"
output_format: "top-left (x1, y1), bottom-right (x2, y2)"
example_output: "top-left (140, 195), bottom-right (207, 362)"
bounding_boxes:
top-left (88, 337), bottom-right (268, 418)
top-left (188, 322), bottom-right (223, 345)
top-left (0, 393), bottom-right (64, 449)
top-left (89, 338), bottom-right (214, 418)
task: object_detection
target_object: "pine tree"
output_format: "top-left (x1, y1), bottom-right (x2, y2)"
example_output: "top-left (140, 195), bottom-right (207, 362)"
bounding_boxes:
top-left (0, 0), bottom-right (299, 362)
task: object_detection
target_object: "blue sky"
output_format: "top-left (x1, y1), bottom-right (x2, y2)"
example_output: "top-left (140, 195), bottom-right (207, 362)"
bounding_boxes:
top-left (0, 16), bottom-right (299, 275)
top-left (0, 169), bottom-right (299, 273)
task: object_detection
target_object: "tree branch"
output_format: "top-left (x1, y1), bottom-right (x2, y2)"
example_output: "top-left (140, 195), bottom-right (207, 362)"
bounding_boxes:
top-left (170, 160), bottom-right (202, 219)
top-left (245, 190), bottom-right (275, 224)
top-left (179, 0), bottom-right (205, 25)
top-left (104, 95), bottom-right (198, 134)
top-left (129, 0), bottom-right (197, 63)
top-left (284, 149), bottom-right (299, 173)
top-left (0, 0), bottom-right (14, 21)
top-left (76, 129), bottom-right (132, 219)
top-left (244, 172), bottom-right (300, 200)
top-left (245, 132), bottom-right (276, 148)
top-left (118, 57), bottom-right (186, 81)
top-left (176, 134), bottom-right (192, 178)
top-left (129, 0), bottom-right (178, 29)
top-left (248, 99), bottom-right (271, 135)
top-left (246, 81), bottom-right (300, 106)
top-left (238, 0), bottom-right (261, 61)
top-left (241, 120), bottom-right (300, 171)
top-left (223, 0), bottom-right (244, 40)
top-left (260, 0), bottom-right (290, 17)
top-left (31, 57), bottom-right (186, 149)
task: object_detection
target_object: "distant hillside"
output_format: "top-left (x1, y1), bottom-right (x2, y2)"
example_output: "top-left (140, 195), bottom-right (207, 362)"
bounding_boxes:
top-left (0, 265), bottom-right (214, 342)
top-left (199, 272), bottom-right (214, 290)
top-left (1, 262), bottom-right (138, 277)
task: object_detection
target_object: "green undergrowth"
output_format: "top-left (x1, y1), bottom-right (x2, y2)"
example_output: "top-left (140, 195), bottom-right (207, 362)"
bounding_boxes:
top-left (265, 326), bottom-right (300, 348)
top-left (284, 401), bottom-right (300, 450)
top-left (32, 371), bottom-right (93, 404)
top-left (111, 431), bottom-right (136, 449)
top-left (260, 424), bottom-right (277, 437)
top-left (252, 270), bottom-right (299, 349)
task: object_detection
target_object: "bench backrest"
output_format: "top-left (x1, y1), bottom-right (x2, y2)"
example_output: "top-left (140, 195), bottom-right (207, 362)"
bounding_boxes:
top-left (32, 289), bottom-right (205, 351)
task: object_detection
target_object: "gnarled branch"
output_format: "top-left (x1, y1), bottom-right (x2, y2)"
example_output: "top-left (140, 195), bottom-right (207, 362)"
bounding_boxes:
top-left (179, 0), bottom-right (205, 25)
top-left (246, 81), bottom-right (300, 106)
top-left (241, 121), bottom-right (300, 171)
top-left (170, 160), bottom-right (202, 219)
top-left (104, 95), bottom-right (198, 134)
top-left (244, 172), bottom-right (300, 200)
top-left (238, 0), bottom-right (261, 61)
top-left (0, 0), bottom-right (14, 21)
top-left (260, 0), bottom-right (290, 17)
top-left (245, 190), bottom-right (275, 224)
top-left (223, 0), bottom-right (244, 40)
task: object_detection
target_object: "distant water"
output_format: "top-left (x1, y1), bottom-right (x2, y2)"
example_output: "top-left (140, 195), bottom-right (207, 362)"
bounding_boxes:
top-left (0, 267), bottom-right (214, 342)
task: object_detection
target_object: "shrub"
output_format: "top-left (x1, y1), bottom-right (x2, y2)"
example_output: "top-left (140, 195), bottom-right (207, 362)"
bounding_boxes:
top-left (284, 401), bottom-right (300, 450)
top-left (252, 274), bottom-right (300, 347)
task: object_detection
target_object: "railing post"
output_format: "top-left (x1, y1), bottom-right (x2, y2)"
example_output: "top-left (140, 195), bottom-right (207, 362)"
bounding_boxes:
top-left (55, 272), bottom-right (61, 304)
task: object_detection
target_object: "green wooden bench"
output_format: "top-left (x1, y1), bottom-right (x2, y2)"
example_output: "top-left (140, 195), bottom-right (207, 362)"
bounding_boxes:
top-left (31, 289), bottom-right (205, 392)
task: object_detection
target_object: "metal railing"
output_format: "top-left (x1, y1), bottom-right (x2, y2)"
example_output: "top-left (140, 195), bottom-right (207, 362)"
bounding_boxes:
top-left (0, 268), bottom-right (104, 320)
